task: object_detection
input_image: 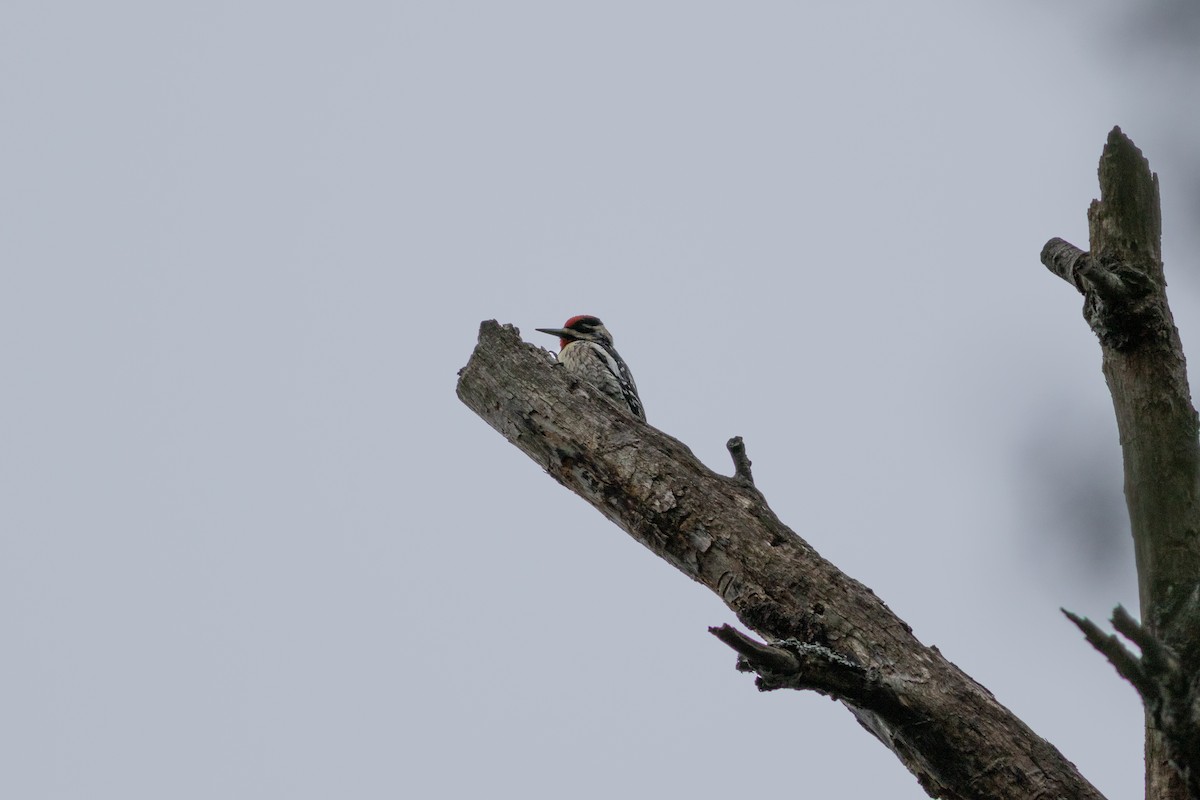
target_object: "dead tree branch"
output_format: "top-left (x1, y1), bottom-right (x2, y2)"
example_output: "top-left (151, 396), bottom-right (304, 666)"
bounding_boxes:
top-left (457, 320), bottom-right (1104, 800)
top-left (1043, 127), bottom-right (1200, 800)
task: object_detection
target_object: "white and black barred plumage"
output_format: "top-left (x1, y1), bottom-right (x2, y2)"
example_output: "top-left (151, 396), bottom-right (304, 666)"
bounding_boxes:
top-left (536, 315), bottom-right (646, 422)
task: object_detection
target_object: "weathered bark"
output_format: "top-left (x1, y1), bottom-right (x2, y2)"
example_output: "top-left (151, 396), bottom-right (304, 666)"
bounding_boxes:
top-left (457, 320), bottom-right (1105, 800)
top-left (1043, 127), bottom-right (1200, 800)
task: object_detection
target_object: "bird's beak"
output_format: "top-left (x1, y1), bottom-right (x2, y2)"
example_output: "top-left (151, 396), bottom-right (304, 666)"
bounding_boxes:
top-left (536, 327), bottom-right (573, 339)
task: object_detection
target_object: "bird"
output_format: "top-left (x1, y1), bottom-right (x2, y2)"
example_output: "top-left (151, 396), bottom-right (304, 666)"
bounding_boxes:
top-left (536, 315), bottom-right (646, 421)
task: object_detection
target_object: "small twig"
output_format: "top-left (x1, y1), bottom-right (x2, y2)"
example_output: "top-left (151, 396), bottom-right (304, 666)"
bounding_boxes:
top-left (1063, 608), bottom-right (1152, 697)
top-left (1066, 605), bottom-right (1200, 795)
top-left (726, 436), bottom-right (755, 487)
top-left (1110, 604), bottom-right (1155, 652)
top-left (1041, 238), bottom-right (1127, 301)
top-left (709, 623), bottom-right (894, 711)
top-left (1111, 606), bottom-right (1185, 690)
top-left (708, 624), bottom-right (799, 674)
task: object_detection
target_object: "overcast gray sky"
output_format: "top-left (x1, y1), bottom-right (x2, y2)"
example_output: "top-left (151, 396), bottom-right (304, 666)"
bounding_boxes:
top-left (5, 2), bottom-right (1199, 798)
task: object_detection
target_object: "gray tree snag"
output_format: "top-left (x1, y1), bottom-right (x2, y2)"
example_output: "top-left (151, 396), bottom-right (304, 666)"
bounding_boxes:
top-left (457, 323), bottom-right (1104, 800)
top-left (1044, 127), bottom-right (1200, 800)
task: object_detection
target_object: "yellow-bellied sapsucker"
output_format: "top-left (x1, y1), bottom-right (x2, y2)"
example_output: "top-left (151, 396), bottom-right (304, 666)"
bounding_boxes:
top-left (537, 315), bottom-right (645, 422)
